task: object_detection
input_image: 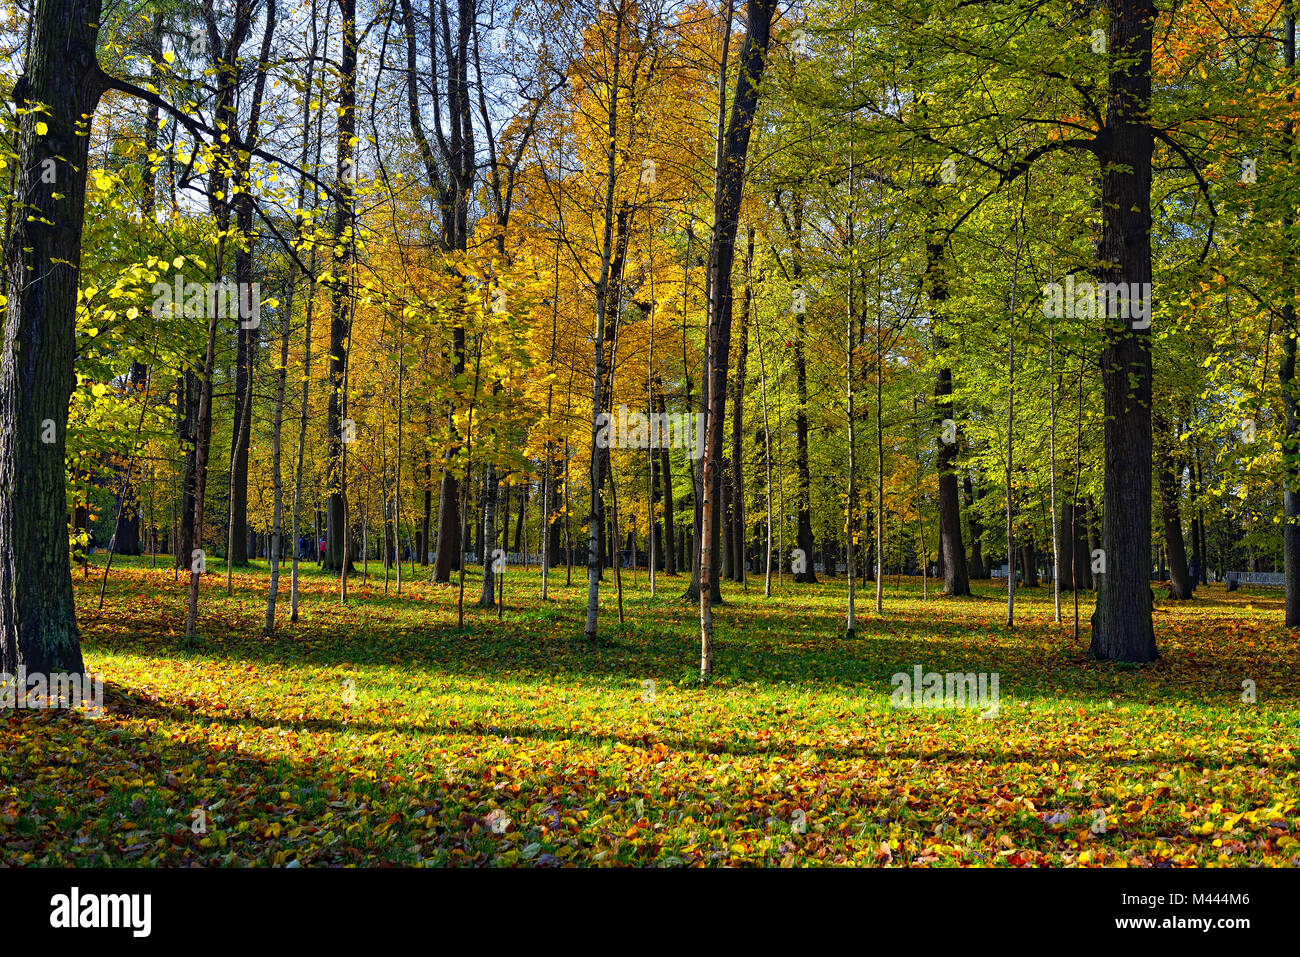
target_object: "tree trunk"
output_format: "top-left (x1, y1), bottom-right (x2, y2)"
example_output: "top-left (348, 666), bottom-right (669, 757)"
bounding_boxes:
top-left (700, 0), bottom-right (776, 678)
top-left (513, 482), bottom-right (526, 553)
top-left (721, 467), bottom-right (735, 579)
top-left (583, 9), bottom-right (627, 640)
top-left (421, 446), bottom-right (432, 565)
top-left (1084, 498), bottom-right (1099, 590)
top-left (1089, 0), bottom-right (1158, 662)
top-left (112, 361), bottom-right (148, 556)
top-left (729, 228), bottom-right (753, 584)
top-left (478, 466), bottom-right (498, 607)
top-left (323, 0), bottom-right (357, 574)
top-left (1281, 10), bottom-right (1300, 626)
top-left (266, 276), bottom-right (293, 633)
top-left (927, 229), bottom-right (969, 596)
top-left (791, 200), bottom-right (817, 584)
top-left (654, 384), bottom-right (676, 574)
top-left (964, 472), bottom-right (985, 578)
top-left (1059, 500), bottom-right (1075, 589)
top-left (1020, 542), bottom-right (1039, 588)
top-left (0, 0), bottom-right (105, 675)
top-left (177, 371), bottom-right (199, 569)
top-left (1156, 416), bottom-right (1193, 598)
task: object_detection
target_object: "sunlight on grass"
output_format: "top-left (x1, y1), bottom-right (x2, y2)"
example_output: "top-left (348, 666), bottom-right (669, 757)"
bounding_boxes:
top-left (2, 557), bottom-right (1297, 866)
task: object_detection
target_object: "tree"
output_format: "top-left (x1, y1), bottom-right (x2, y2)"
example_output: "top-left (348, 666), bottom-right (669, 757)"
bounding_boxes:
top-left (700, 0), bottom-right (776, 679)
top-left (1088, 0), bottom-right (1158, 662)
top-left (0, 0), bottom-right (105, 676)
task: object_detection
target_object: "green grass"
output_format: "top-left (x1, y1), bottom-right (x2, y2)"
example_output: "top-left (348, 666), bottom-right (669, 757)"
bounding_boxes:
top-left (2, 555), bottom-right (1297, 866)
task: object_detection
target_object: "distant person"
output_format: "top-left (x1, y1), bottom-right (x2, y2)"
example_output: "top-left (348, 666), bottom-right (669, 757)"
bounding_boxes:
top-left (1188, 555), bottom-right (1199, 584)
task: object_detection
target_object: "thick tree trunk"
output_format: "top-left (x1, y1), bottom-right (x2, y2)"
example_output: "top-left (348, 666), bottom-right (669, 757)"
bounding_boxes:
top-left (434, 467), bottom-right (461, 580)
top-left (0, 0), bottom-right (106, 676)
top-left (1020, 542), bottom-right (1039, 588)
top-left (1089, 0), bottom-right (1158, 662)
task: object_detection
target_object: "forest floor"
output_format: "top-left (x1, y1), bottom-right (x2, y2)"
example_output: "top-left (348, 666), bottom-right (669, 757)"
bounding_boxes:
top-left (3, 556), bottom-right (1298, 866)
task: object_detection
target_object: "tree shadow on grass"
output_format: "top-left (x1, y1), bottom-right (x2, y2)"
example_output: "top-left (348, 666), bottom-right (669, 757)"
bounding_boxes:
top-left (9, 676), bottom-right (1284, 867)
top-left (76, 569), bottom-right (1300, 711)
top-left (99, 681), bottom-right (1288, 777)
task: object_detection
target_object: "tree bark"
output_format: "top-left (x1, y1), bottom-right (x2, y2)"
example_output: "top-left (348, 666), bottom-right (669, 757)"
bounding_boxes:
top-left (699, 0), bottom-right (776, 678)
top-left (323, 0), bottom-right (357, 574)
top-left (927, 226), bottom-right (969, 596)
top-left (963, 472), bottom-right (985, 579)
top-left (790, 199), bottom-right (817, 584)
top-left (583, 7), bottom-right (626, 640)
top-left (478, 466), bottom-right (498, 607)
top-left (1280, 10), bottom-right (1299, 626)
top-left (653, 383), bottom-right (677, 574)
top-left (113, 360), bottom-right (148, 556)
top-left (1155, 413), bottom-right (1193, 599)
top-left (1089, 0), bottom-right (1158, 662)
top-left (0, 0), bottom-right (105, 676)
top-left (729, 227), bottom-right (753, 583)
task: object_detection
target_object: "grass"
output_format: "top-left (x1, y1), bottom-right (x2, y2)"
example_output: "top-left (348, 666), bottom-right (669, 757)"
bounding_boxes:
top-left (2, 554), bottom-right (1297, 866)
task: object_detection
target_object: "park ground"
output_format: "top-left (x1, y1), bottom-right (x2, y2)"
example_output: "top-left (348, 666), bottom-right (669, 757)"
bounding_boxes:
top-left (2, 556), bottom-right (1298, 866)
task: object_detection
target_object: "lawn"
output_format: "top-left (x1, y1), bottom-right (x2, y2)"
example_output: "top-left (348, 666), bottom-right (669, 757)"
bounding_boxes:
top-left (3, 556), bottom-right (1297, 867)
